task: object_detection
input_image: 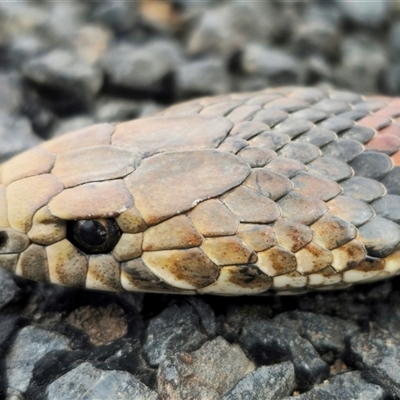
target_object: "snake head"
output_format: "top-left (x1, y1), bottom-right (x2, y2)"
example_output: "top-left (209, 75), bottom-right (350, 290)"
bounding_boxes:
top-left (0, 116), bottom-right (256, 293)
top-left (3, 88), bottom-right (400, 295)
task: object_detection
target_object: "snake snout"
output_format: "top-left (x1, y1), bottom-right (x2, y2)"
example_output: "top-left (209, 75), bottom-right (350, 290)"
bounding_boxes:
top-left (0, 228), bottom-right (29, 254)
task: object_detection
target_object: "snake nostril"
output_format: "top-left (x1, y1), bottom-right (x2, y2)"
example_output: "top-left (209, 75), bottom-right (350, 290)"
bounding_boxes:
top-left (0, 231), bottom-right (9, 250)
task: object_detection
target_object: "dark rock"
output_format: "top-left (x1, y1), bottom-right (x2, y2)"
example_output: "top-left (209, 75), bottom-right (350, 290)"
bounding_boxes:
top-left (241, 44), bottom-right (301, 85)
top-left (373, 291), bottom-right (400, 331)
top-left (26, 349), bottom-right (87, 399)
top-left (239, 319), bottom-right (330, 391)
top-left (22, 49), bottom-right (103, 102)
top-left (289, 371), bottom-right (384, 400)
top-left (297, 291), bottom-right (371, 324)
top-left (6, 326), bottom-right (71, 393)
top-left (223, 303), bottom-right (274, 342)
top-left (157, 336), bottom-right (254, 400)
top-left (273, 310), bottom-right (359, 361)
top-left (186, 297), bottom-right (219, 338)
top-left (0, 269), bottom-right (19, 310)
top-left (26, 337), bottom-right (155, 399)
top-left (0, 113), bottom-right (41, 162)
top-left (143, 304), bottom-right (208, 367)
top-left (0, 315), bottom-right (22, 358)
top-left (103, 339), bottom-right (156, 389)
top-left (304, 56), bottom-right (333, 85)
top-left (349, 327), bottom-right (400, 397)
top-left (221, 362), bottom-right (296, 400)
top-left (20, 86), bottom-right (55, 138)
top-left (45, 362), bottom-right (159, 400)
top-left (102, 40), bottom-right (181, 93)
top-left (176, 58), bottom-right (230, 98)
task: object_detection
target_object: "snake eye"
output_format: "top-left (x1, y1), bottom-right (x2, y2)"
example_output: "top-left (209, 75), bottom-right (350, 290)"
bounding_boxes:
top-left (67, 218), bottom-right (121, 254)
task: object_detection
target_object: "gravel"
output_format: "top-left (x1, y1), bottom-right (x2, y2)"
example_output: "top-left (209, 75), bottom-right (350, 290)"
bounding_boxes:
top-left (1, 1), bottom-right (400, 398)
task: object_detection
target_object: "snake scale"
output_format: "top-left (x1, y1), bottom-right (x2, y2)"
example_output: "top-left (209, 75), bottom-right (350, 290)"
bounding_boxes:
top-left (1, 86), bottom-right (400, 295)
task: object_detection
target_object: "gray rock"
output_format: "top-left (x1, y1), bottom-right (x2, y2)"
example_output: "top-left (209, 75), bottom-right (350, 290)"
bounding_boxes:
top-left (337, 0), bottom-right (389, 28)
top-left (349, 327), bottom-right (400, 397)
top-left (90, 1), bottom-right (138, 33)
top-left (288, 371), bottom-right (384, 400)
top-left (221, 362), bottom-right (296, 400)
top-left (241, 43), bottom-right (301, 85)
top-left (273, 310), bottom-right (359, 359)
top-left (293, 13), bottom-right (340, 60)
top-left (46, 362), bottom-right (159, 400)
top-left (0, 73), bottom-right (22, 113)
top-left (52, 116), bottom-right (96, 138)
top-left (389, 21), bottom-right (400, 63)
top-left (9, 33), bottom-right (52, 65)
top-left (239, 319), bottom-right (329, 391)
top-left (176, 58), bottom-right (230, 97)
top-left (143, 304), bottom-right (208, 367)
top-left (0, 113), bottom-right (40, 162)
top-left (6, 326), bottom-right (71, 393)
top-left (0, 269), bottom-right (19, 310)
top-left (45, 2), bottom-right (90, 39)
top-left (157, 336), bottom-right (255, 400)
top-left (187, 3), bottom-right (280, 59)
top-left (22, 49), bottom-right (103, 101)
top-left (0, 2), bottom-right (48, 38)
top-left (381, 63), bottom-right (400, 96)
top-left (138, 102), bottom-right (165, 118)
top-left (94, 97), bottom-right (140, 123)
top-left (334, 35), bottom-right (387, 94)
top-left (102, 40), bottom-right (181, 91)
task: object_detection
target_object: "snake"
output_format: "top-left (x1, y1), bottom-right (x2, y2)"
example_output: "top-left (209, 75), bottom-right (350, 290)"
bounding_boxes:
top-left (1, 86), bottom-right (400, 295)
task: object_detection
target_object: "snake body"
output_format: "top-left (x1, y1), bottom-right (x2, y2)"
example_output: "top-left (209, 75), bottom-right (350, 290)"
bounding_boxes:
top-left (1, 86), bottom-right (400, 295)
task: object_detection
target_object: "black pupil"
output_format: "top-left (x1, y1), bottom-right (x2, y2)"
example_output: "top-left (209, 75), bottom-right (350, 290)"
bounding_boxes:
top-left (68, 218), bottom-right (121, 254)
top-left (79, 220), bottom-right (107, 246)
